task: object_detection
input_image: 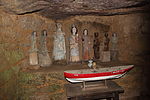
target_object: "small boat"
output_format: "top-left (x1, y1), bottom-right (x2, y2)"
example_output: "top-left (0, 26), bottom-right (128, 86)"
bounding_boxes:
top-left (64, 65), bottom-right (134, 83)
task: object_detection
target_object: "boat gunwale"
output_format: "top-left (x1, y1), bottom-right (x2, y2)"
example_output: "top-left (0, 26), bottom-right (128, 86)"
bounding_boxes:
top-left (64, 65), bottom-right (134, 79)
top-left (64, 65), bottom-right (134, 74)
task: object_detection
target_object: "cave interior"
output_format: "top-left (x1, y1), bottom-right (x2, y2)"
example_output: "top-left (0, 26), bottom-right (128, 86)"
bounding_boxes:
top-left (0, 0), bottom-right (150, 100)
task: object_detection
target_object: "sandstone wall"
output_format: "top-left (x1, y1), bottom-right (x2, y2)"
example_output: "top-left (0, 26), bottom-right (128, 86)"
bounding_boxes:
top-left (1, 8), bottom-right (149, 64)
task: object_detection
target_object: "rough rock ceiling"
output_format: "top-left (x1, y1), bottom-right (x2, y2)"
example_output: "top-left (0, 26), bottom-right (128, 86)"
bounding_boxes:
top-left (0, 0), bottom-right (150, 19)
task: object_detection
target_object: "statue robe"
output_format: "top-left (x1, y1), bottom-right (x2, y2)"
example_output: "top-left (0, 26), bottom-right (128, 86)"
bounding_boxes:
top-left (111, 35), bottom-right (118, 51)
top-left (93, 37), bottom-right (100, 59)
top-left (39, 34), bottom-right (52, 67)
top-left (104, 37), bottom-right (110, 51)
top-left (69, 35), bottom-right (80, 62)
top-left (110, 35), bottom-right (118, 61)
top-left (82, 35), bottom-right (91, 60)
top-left (29, 33), bottom-right (38, 65)
top-left (53, 31), bottom-right (66, 60)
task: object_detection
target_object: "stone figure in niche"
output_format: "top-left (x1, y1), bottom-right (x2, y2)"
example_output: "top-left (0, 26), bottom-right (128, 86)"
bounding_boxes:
top-left (111, 33), bottom-right (118, 51)
top-left (103, 33), bottom-right (110, 51)
top-left (69, 24), bottom-right (80, 62)
top-left (82, 29), bottom-right (92, 61)
top-left (100, 33), bottom-right (110, 62)
top-left (53, 23), bottom-right (66, 60)
top-left (39, 30), bottom-right (52, 67)
top-left (93, 32), bottom-right (100, 59)
top-left (111, 33), bottom-right (118, 61)
top-left (29, 31), bottom-right (38, 65)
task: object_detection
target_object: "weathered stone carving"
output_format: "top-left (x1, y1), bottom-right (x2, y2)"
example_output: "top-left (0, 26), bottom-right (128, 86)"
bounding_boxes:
top-left (93, 32), bottom-right (100, 59)
top-left (82, 29), bottom-right (92, 61)
top-left (29, 31), bottom-right (38, 65)
top-left (111, 33), bottom-right (118, 61)
top-left (100, 33), bottom-right (110, 62)
top-left (39, 30), bottom-right (52, 67)
top-left (104, 33), bottom-right (110, 51)
top-left (111, 33), bottom-right (118, 51)
top-left (52, 23), bottom-right (66, 61)
top-left (69, 24), bottom-right (80, 62)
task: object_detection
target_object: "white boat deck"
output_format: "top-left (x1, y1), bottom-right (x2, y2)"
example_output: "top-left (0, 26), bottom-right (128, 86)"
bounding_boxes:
top-left (64, 65), bottom-right (134, 74)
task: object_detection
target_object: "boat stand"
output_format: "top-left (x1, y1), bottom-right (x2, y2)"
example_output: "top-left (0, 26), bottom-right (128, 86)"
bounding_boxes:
top-left (65, 80), bottom-right (124, 100)
top-left (81, 80), bottom-right (108, 90)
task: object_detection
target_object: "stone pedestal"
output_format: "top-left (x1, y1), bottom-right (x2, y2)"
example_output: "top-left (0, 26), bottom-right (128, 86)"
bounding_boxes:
top-left (65, 81), bottom-right (124, 100)
top-left (29, 52), bottom-right (38, 65)
top-left (100, 51), bottom-right (110, 62)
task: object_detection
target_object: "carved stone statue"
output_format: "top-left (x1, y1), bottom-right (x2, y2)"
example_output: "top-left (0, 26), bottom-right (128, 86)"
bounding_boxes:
top-left (93, 32), bottom-right (100, 59)
top-left (100, 33), bottom-right (110, 62)
top-left (69, 24), bottom-right (80, 62)
top-left (111, 33), bottom-right (118, 51)
top-left (111, 33), bottom-right (118, 61)
top-left (39, 30), bottom-right (52, 67)
top-left (82, 29), bottom-right (92, 61)
top-left (103, 33), bottom-right (110, 51)
top-left (53, 23), bottom-right (66, 61)
top-left (29, 31), bottom-right (38, 65)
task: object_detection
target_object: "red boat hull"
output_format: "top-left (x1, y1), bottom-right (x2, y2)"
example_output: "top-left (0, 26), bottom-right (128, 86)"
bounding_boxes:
top-left (64, 65), bottom-right (134, 83)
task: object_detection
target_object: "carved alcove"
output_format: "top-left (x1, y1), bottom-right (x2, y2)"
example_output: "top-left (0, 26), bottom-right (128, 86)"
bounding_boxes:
top-left (67, 21), bottom-right (110, 62)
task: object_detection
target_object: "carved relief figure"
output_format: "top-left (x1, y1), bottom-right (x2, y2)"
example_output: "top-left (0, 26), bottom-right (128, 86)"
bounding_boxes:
top-left (103, 33), bottom-right (110, 51)
top-left (111, 33), bottom-right (118, 61)
top-left (93, 32), bottom-right (100, 59)
top-left (39, 30), bottom-right (52, 67)
top-left (69, 24), bottom-right (80, 62)
top-left (30, 31), bottom-right (38, 52)
top-left (82, 29), bottom-right (92, 61)
top-left (111, 33), bottom-right (118, 51)
top-left (29, 31), bottom-right (38, 65)
top-left (53, 23), bottom-right (66, 60)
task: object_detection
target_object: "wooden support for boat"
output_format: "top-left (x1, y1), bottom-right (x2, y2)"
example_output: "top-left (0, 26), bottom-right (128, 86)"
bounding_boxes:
top-left (81, 80), bottom-right (108, 90)
top-left (65, 80), bottom-right (124, 100)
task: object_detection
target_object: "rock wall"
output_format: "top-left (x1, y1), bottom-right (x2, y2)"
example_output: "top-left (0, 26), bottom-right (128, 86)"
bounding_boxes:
top-left (0, 8), bottom-right (55, 99)
top-left (1, 7), bottom-right (149, 64)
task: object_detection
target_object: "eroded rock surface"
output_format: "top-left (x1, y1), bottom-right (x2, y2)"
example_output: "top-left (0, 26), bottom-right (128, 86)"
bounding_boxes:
top-left (0, 0), bottom-right (149, 19)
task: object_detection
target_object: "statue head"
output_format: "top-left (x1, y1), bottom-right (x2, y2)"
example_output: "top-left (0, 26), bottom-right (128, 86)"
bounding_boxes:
top-left (71, 24), bottom-right (77, 35)
top-left (83, 29), bottom-right (88, 35)
top-left (42, 30), bottom-right (47, 36)
top-left (104, 33), bottom-right (108, 37)
top-left (32, 31), bottom-right (37, 36)
top-left (112, 33), bottom-right (117, 37)
top-left (56, 23), bottom-right (62, 31)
